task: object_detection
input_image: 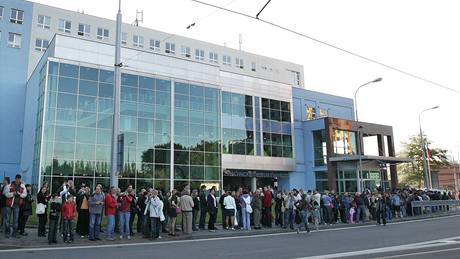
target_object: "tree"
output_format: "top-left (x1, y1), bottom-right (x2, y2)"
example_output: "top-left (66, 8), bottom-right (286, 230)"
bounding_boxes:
top-left (398, 133), bottom-right (450, 188)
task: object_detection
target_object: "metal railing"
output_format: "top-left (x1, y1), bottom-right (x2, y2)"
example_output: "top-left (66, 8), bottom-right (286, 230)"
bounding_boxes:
top-left (411, 200), bottom-right (460, 216)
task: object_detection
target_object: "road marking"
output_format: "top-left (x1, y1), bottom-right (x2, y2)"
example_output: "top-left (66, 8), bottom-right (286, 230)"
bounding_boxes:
top-left (372, 246), bottom-right (460, 258)
top-left (294, 236), bottom-right (460, 259)
top-left (0, 214), bottom-right (459, 253)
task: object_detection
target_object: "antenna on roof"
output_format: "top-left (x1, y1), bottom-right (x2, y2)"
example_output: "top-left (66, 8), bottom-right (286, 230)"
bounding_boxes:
top-left (133, 9), bottom-right (144, 26)
top-left (238, 33), bottom-right (242, 51)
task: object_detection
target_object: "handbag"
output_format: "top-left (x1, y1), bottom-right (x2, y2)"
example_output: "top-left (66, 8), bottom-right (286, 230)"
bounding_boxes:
top-left (246, 204), bottom-right (253, 214)
top-left (175, 207), bottom-right (182, 214)
top-left (36, 203), bottom-right (46, 214)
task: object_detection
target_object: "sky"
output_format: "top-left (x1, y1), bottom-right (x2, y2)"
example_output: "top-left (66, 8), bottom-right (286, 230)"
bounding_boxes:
top-left (34, 0), bottom-right (460, 160)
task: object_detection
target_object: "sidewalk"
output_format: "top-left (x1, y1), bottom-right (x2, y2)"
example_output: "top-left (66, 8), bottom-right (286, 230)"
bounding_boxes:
top-left (1, 211), bottom-right (459, 250)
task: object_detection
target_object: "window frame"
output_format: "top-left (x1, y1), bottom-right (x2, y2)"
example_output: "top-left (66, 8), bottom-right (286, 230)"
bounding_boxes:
top-left (165, 42), bottom-right (176, 54)
top-left (78, 23), bottom-right (91, 37)
top-left (10, 9), bottom-right (24, 24)
top-left (236, 58), bottom-right (244, 69)
top-left (251, 62), bottom-right (256, 72)
top-left (8, 32), bottom-right (22, 48)
top-left (195, 49), bottom-right (205, 61)
top-left (209, 52), bottom-right (218, 64)
top-left (37, 14), bottom-right (51, 29)
top-left (133, 34), bottom-right (144, 48)
top-left (35, 38), bottom-right (49, 52)
top-left (223, 55), bottom-right (231, 66)
top-left (149, 39), bottom-right (160, 51)
top-left (97, 27), bottom-right (110, 41)
top-left (180, 45), bottom-right (191, 58)
top-left (0, 6), bottom-right (4, 20)
top-left (58, 19), bottom-right (71, 33)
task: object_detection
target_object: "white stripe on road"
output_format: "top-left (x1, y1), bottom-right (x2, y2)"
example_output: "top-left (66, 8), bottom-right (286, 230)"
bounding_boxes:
top-left (372, 246), bottom-right (460, 259)
top-left (295, 235), bottom-right (460, 259)
top-left (0, 214), bottom-right (459, 253)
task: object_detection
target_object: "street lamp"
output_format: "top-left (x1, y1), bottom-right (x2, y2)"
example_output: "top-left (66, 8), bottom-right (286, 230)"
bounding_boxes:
top-left (418, 105), bottom-right (439, 190)
top-left (353, 77), bottom-right (382, 192)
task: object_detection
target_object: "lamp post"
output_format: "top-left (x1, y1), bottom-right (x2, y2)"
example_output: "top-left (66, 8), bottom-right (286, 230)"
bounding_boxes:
top-left (110, 0), bottom-right (123, 188)
top-left (353, 77), bottom-right (382, 192)
top-left (418, 105), bottom-right (439, 190)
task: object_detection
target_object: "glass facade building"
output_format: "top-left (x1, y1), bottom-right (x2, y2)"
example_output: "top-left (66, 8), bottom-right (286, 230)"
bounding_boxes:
top-left (33, 61), bottom-right (225, 193)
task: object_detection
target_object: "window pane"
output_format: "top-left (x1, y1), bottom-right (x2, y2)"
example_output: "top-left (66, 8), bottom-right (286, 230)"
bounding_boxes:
top-left (80, 66), bottom-right (99, 81)
top-left (58, 77), bottom-right (78, 94)
top-left (79, 80), bottom-right (98, 96)
top-left (60, 63), bottom-right (79, 78)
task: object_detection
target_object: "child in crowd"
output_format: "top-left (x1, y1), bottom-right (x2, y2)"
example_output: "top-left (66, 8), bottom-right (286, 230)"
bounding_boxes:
top-left (61, 194), bottom-right (76, 243)
top-left (48, 193), bottom-right (61, 244)
top-left (349, 202), bottom-right (356, 224)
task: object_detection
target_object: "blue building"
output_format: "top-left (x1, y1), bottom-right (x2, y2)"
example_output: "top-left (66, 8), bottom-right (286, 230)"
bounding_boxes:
top-left (2, 0), bottom-right (404, 193)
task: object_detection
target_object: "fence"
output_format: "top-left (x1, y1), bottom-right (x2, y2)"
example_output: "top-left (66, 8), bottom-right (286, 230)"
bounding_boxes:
top-left (411, 200), bottom-right (460, 216)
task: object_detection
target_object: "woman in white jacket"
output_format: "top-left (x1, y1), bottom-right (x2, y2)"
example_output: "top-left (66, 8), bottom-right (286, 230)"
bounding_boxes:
top-left (145, 190), bottom-right (165, 239)
top-left (223, 191), bottom-right (236, 230)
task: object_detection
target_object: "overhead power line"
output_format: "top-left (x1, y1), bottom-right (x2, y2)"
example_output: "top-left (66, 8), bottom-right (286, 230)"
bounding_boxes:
top-left (191, 0), bottom-right (460, 95)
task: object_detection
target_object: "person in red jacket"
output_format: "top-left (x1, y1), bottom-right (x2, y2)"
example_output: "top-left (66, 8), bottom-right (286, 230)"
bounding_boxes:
top-left (105, 187), bottom-right (118, 241)
top-left (117, 185), bottom-right (133, 240)
top-left (61, 194), bottom-right (76, 243)
top-left (262, 186), bottom-right (273, 228)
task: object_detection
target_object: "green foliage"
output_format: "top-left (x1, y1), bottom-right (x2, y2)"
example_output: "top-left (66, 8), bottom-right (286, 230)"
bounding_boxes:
top-left (398, 133), bottom-right (450, 188)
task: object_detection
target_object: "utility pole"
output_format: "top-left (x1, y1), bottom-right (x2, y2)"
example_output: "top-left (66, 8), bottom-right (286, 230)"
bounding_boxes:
top-left (110, 0), bottom-right (122, 188)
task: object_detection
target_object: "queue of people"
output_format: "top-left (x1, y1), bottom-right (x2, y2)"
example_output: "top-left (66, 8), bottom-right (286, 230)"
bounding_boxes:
top-left (1, 175), bottom-right (460, 244)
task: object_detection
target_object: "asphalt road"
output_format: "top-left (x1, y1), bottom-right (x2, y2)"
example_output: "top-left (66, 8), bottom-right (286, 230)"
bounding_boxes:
top-left (1, 214), bottom-right (459, 259)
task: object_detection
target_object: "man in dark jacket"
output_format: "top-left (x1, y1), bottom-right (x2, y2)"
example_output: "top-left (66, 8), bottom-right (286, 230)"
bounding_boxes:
top-left (18, 184), bottom-right (33, 236)
top-left (207, 188), bottom-right (218, 231)
top-left (376, 193), bottom-right (387, 226)
top-left (219, 191), bottom-right (228, 229)
top-left (191, 189), bottom-right (200, 231)
top-left (198, 185), bottom-right (207, 230)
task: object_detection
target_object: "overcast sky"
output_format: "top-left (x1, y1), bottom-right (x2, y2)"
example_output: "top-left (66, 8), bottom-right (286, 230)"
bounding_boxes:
top-left (34, 0), bottom-right (460, 159)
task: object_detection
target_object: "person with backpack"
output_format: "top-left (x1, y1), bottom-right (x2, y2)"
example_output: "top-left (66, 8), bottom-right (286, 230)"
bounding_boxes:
top-left (3, 174), bottom-right (27, 238)
top-left (294, 194), bottom-right (311, 234)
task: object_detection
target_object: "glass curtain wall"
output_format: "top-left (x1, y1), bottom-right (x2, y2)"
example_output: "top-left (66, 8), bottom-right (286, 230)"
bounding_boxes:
top-left (173, 82), bottom-right (221, 191)
top-left (261, 98), bottom-right (293, 157)
top-left (35, 61), bottom-right (221, 193)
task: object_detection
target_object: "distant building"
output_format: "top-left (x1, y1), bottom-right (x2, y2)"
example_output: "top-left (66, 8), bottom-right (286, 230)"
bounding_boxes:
top-left (431, 164), bottom-right (460, 191)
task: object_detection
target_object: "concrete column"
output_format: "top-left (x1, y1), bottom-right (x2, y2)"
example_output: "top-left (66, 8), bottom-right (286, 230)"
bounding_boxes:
top-left (251, 177), bottom-right (257, 192)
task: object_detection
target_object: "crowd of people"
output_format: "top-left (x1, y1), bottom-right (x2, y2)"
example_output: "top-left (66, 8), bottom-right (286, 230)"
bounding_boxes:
top-left (1, 174), bottom-right (460, 244)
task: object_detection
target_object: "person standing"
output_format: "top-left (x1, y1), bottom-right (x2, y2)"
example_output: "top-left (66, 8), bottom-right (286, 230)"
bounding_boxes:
top-left (191, 189), bottom-right (200, 231)
top-left (223, 191), bottom-right (236, 230)
top-left (0, 177), bottom-right (9, 232)
top-left (262, 186), bottom-right (273, 228)
top-left (76, 186), bottom-right (90, 238)
top-left (105, 187), bottom-right (118, 241)
top-left (47, 193), bottom-right (61, 244)
top-left (376, 193), bottom-right (387, 226)
top-left (117, 185), bottom-right (133, 240)
top-left (252, 190), bottom-right (262, 229)
top-left (18, 184), bottom-right (33, 236)
top-left (168, 189), bottom-right (179, 236)
top-left (3, 174), bottom-right (27, 238)
top-left (198, 185), bottom-right (207, 230)
top-left (37, 186), bottom-right (50, 237)
top-left (128, 189), bottom-right (137, 236)
top-left (240, 189), bottom-right (252, 230)
top-left (136, 189), bottom-right (147, 235)
top-left (341, 192), bottom-right (350, 223)
top-left (61, 194), bottom-right (76, 243)
top-left (146, 189), bottom-right (165, 239)
top-left (180, 190), bottom-right (194, 235)
top-left (207, 187), bottom-right (218, 232)
top-left (219, 191), bottom-right (228, 229)
top-left (274, 192), bottom-right (283, 227)
top-left (88, 186), bottom-right (105, 241)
